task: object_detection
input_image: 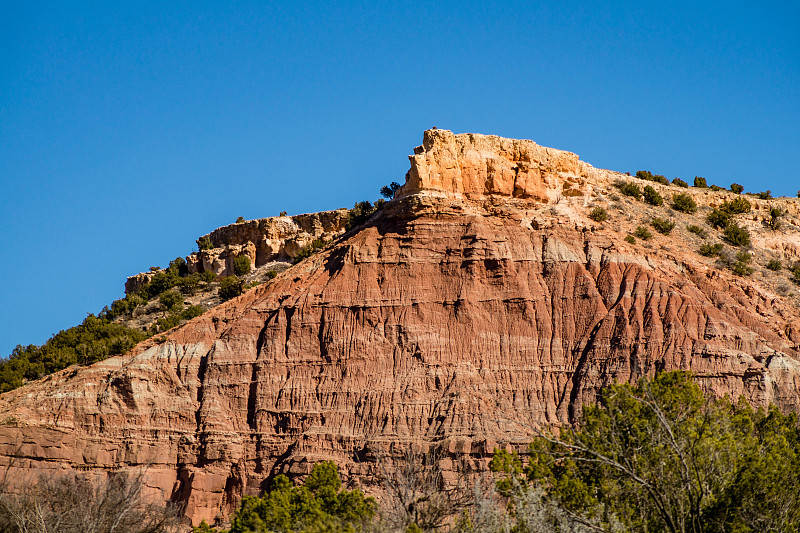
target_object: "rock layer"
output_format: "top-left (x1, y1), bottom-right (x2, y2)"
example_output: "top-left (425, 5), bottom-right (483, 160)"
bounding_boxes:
top-left (3, 131), bottom-right (800, 526)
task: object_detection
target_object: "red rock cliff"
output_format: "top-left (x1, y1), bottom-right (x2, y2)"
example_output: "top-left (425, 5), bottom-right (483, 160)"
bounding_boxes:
top-left (2, 130), bottom-right (800, 526)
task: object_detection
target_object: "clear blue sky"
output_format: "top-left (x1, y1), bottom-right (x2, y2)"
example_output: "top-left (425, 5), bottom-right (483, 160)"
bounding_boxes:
top-left (2, 1), bottom-right (799, 356)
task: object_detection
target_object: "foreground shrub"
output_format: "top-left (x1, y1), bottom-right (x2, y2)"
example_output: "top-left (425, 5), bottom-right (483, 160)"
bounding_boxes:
top-left (642, 185), bottom-right (663, 206)
top-left (672, 193), bottom-right (697, 214)
top-left (491, 371), bottom-right (800, 533)
top-left (588, 207), bottom-right (607, 222)
top-left (0, 470), bottom-right (181, 533)
top-left (218, 276), bottom-right (243, 301)
top-left (219, 462), bottom-right (375, 533)
top-left (651, 217), bottom-right (675, 235)
top-left (723, 223), bottom-right (751, 247)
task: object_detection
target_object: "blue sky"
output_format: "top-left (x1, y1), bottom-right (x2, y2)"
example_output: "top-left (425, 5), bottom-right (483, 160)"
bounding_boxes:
top-left (2, 1), bottom-right (799, 356)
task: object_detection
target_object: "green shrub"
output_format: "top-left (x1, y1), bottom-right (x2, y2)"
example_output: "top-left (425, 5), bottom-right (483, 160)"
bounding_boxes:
top-left (235, 216), bottom-right (245, 223)
top-left (766, 207), bottom-right (783, 230)
top-left (492, 371), bottom-right (800, 533)
top-left (693, 176), bottom-right (708, 188)
top-left (0, 316), bottom-right (150, 393)
top-left (791, 263), bottom-right (800, 284)
top-left (197, 236), bottom-right (213, 251)
top-left (651, 174), bottom-right (669, 185)
top-left (624, 235), bottom-right (636, 244)
top-left (222, 462), bottom-right (376, 533)
top-left (651, 217), bottom-right (675, 235)
top-left (687, 224), bottom-right (707, 238)
top-left (707, 209), bottom-right (731, 229)
top-left (672, 193), bottom-right (698, 214)
top-left (635, 170), bottom-right (653, 181)
top-left (346, 200), bottom-right (378, 230)
top-left (233, 255), bottom-right (251, 276)
top-left (766, 259), bottom-right (782, 271)
top-left (731, 260), bottom-right (754, 277)
top-left (200, 270), bottom-right (216, 282)
top-left (736, 251), bottom-right (752, 263)
top-left (643, 185), bottom-right (663, 206)
top-left (699, 243), bottom-right (724, 257)
top-left (380, 181), bottom-right (402, 199)
top-left (730, 183), bottom-right (744, 194)
top-left (218, 276), bottom-right (243, 301)
top-left (723, 223), bottom-right (751, 247)
top-left (710, 184), bottom-right (724, 191)
top-left (179, 273), bottom-right (202, 295)
top-left (757, 190), bottom-right (773, 200)
top-left (155, 314), bottom-right (181, 332)
top-left (634, 226), bottom-right (653, 240)
top-left (159, 290), bottom-right (183, 313)
top-left (180, 305), bottom-right (204, 320)
top-left (721, 197), bottom-right (751, 214)
top-left (672, 178), bottom-right (689, 188)
top-left (617, 182), bottom-right (642, 200)
top-left (294, 238), bottom-right (327, 263)
top-left (588, 207), bottom-right (608, 222)
top-left (266, 270), bottom-right (278, 279)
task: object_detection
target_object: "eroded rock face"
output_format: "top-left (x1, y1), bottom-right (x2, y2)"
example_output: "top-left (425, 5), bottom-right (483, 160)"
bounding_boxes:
top-left (125, 210), bottom-right (350, 292)
top-left (3, 131), bottom-right (800, 526)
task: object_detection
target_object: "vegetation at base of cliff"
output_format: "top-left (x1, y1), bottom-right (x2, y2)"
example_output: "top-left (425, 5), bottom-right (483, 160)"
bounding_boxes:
top-left (490, 371), bottom-right (800, 533)
top-left (194, 462), bottom-right (376, 533)
top-left (0, 470), bottom-right (181, 533)
top-left (0, 315), bottom-right (150, 393)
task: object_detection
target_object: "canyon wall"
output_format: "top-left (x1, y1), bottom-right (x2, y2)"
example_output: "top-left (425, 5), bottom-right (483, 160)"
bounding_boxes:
top-left (3, 130), bottom-right (800, 526)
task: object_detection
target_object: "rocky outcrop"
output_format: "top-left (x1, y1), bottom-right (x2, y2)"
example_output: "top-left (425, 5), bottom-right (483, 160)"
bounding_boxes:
top-left (3, 131), bottom-right (800, 526)
top-left (125, 210), bottom-right (350, 292)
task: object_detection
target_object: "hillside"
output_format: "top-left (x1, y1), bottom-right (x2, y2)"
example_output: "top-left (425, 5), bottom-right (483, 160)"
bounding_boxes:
top-left (1, 129), bottom-right (799, 526)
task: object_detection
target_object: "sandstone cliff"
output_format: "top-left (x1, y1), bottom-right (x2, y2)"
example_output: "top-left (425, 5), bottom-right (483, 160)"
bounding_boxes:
top-left (2, 130), bottom-right (800, 526)
top-left (125, 209), bottom-right (350, 293)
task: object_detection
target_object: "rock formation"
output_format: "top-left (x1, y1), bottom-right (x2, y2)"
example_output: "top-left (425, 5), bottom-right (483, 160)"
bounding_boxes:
top-left (125, 210), bottom-right (350, 292)
top-left (2, 130), bottom-right (800, 526)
